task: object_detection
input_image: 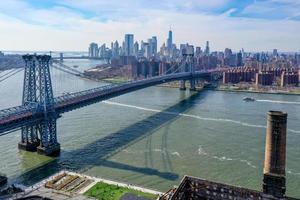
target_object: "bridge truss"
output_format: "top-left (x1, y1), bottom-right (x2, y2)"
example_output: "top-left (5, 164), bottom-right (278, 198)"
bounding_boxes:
top-left (18, 55), bottom-right (60, 155)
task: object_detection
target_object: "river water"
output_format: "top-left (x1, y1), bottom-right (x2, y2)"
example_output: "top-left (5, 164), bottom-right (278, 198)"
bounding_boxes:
top-left (0, 59), bottom-right (299, 198)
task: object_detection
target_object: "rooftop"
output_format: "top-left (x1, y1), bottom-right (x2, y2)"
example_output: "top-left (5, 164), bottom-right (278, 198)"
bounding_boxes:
top-left (165, 176), bottom-right (299, 200)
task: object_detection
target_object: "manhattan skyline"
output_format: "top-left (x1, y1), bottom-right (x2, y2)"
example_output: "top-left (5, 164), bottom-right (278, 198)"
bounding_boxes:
top-left (0, 0), bottom-right (300, 52)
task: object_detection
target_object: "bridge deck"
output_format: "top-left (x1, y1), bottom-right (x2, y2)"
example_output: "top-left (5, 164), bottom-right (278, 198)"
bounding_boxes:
top-left (0, 71), bottom-right (211, 134)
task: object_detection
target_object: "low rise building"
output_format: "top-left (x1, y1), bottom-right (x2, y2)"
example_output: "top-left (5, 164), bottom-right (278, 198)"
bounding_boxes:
top-left (280, 72), bottom-right (299, 87)
top-left (256, 72), bottom-right (273, 86)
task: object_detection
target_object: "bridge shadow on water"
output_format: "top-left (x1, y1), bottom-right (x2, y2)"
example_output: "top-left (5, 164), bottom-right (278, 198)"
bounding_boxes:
top-left (15, 90), bottom-right (208, 186)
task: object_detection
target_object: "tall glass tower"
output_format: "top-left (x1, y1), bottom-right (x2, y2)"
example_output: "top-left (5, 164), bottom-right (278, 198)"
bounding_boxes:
top-left (167, 30), bottom-right (173, 50)
top-left (125, 34), bottom-right (134, 56)
top-left (205, 41), bottom-right (210, 55)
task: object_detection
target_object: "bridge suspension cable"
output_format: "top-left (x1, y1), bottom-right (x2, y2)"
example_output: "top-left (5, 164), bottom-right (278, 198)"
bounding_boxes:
top-left (0, 69), bottom-right (18, 79)
top-left (0, 127), bottom-right (21, 136)
top-left (162, 59), bottom-right (186, 76)
top-left (50, 62), bottom-right (86, 96)
top-left (51, 64), bottom-right (81, 76)
top-left (0, 68), bottom-right (23, 83)
top-left (51, 60), bottom-right (113, 84)
top-left (51, 60), bottom-right (84, 76)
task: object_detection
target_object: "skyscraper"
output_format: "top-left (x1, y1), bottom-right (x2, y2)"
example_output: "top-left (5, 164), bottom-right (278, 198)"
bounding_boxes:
top-left (151, 36), bottom-right (157, 56)
top-left (143, 42), bottom-right (150, 58)
top-left (224, 48), bottom-right (233, 66)
top-left (273, 49), bottom-right (278, 57)
top-left (296, 53), bottom-right (300, 65)
top-left (133, 41), bottom-right (139, 57)
top-left (124, 34), bottom-right (134, 56)
top-left (147, 38), bottom-right (152, 57)
top-left (112, 40), bottom-right (119, 58)
top-left (195, 47), bottom-right (202, 57)
top-left (237, 51), bottom-right (243, 66)
top-left (88, 43), bottom-right (98, 58)
top-left (167, 30), bottom-right (173, 51)
top-left (99, 44), bottom-right (106, 58)
top-left (205, 41), bottom-right (210, 55)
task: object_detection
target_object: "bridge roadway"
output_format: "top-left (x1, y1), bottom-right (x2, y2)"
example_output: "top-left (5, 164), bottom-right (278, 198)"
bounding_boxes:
top-left (0, 71), bottom-right (211, 134)
top-left (52, 56), bottom-right (105, 60)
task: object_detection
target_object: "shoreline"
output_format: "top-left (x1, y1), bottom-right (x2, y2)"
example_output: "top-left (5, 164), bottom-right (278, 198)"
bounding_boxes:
top-left (11, 170), bottom-right (163, 199)
top-left (216, 88), bottom-right (300, 96)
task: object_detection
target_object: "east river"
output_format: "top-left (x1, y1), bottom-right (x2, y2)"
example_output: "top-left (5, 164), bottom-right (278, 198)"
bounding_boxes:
top-left (0, 58), bottom-right (299, 198)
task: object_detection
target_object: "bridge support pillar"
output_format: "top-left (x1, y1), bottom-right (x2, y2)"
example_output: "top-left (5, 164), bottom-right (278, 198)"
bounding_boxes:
top-left (37, 144), bottom-right (60, 156)
top-left (36, 117), bottom-right (60, 156)
top-left (189, 79), bottom-right (196, 91)
top-left (0, 173), bottom-right (7, 187)
top-left (18, 142), bottom-right (40, 152)
top-left (59, 53), bottom-right (63, 62)
top-left (179, 80), bottom-right (186, 90)
top-left (18, 125), bottom-right (40, 151)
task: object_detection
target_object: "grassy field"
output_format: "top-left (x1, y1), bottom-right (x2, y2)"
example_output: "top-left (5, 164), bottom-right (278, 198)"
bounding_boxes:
top-left (102, 77), bottom-right (129, 84)
top-left (84, 182), bottom-right (158, 200)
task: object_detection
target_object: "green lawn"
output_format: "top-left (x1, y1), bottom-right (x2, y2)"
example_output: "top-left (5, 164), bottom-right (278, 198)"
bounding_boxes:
top-left (84, 182), bottom-right (158, 200)
top-left (103, 77), bottom-right (129, 84)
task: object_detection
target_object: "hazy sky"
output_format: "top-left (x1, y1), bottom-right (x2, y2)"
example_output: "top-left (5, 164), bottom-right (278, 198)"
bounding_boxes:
top-left (1, 0), bottom-right (300, 52)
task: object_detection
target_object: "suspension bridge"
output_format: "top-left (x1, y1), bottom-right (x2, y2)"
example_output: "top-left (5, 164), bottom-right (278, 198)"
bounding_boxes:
top-left (0, 54), bottom-right (219, 156)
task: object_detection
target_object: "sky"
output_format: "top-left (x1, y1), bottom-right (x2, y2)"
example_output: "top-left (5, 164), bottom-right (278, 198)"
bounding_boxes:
top-left (0, 0), bottom-right (300, 52)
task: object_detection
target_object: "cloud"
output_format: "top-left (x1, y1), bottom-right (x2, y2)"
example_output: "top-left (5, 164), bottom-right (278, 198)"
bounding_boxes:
top-left (61, 0), bottom-right (230, 12)
top-left (240, 0), bottom-right (300, 20)
top-left (0, 0), bottom-right (299, 52)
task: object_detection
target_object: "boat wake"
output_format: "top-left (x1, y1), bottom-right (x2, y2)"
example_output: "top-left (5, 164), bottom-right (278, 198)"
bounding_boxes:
top-left (256, 99), bottom-right (300, 105)
top-left (102, 101), bottom-right (300, 134)
top-left (287, 169), bottom-right (300, 176)
top-left (197, 145), bottom-right (257, 169)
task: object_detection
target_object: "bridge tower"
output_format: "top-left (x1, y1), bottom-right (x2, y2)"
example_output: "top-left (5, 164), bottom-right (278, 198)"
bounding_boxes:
top-left (59, 52), bottom-right (63, 62)
top-left (18, 55), bottom-right (60, 156)
top-left (188, 54), bottom-right (196, 91)
top-left (180, 48), bottom-right (196, 91)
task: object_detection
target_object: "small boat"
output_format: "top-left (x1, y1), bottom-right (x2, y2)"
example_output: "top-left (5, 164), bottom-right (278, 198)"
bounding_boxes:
top-left (73, 65), bottom-right (79, 68)
top-left (243, 97), bottom-right (255, 102)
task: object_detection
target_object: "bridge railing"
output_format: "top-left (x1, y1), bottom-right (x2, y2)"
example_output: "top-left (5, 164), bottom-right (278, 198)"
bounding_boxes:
top-left (0, 104), bottom-right (38, 121)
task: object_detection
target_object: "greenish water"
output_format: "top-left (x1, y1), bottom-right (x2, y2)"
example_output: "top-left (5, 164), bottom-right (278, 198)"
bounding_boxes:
top-left (0, 59), bottom-right (299, 198)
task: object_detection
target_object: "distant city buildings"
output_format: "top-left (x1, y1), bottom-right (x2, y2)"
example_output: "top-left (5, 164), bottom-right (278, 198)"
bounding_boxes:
top-left (87, 30), bottom-right (299, 87)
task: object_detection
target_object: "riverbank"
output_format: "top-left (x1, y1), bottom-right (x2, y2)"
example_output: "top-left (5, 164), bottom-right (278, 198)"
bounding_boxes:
top-left (217, 87), bottom-right (300, 96)
top-left (7, 170), bottom-right (163, 200)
